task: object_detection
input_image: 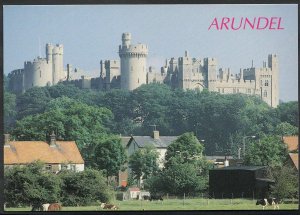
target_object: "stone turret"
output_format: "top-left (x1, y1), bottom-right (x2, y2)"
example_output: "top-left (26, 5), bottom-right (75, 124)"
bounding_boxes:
top-left (119, 33), bottom-right (148, 91)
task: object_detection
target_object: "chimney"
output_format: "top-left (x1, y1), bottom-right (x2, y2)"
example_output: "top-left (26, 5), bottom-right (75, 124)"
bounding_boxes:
top-left (153, 130), bottom-right (160, 140)
top-left (224, 156), bottom-right (229, 167)
top-left (4, 134), bottom-right (10, 147)
top-left (50, 131), bottom-right (56, 147)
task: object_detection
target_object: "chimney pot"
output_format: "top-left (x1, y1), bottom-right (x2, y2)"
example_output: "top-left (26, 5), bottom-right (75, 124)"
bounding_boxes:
top-left (4, 134), bottom-right (10, 147)
top-left (153, 130), bottom-right (159, 140)
top-left (50, 131), bottom-right (56, 147)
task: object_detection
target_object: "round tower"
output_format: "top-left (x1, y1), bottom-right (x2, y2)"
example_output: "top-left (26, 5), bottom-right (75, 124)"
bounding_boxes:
top-left (52, 44), bottom-right (64, 84)
top-left (31, 58), bottom-right (52, 87)
top-left (119, 33), bottom-right (148, 91)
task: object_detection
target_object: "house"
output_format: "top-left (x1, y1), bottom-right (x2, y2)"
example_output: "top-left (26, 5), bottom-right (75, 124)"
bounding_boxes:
top-left (209, 166), bottom-right (274, 199)
top-left (127, 130), bottom-right (178, 168)
top-left (282, 136), bottom-right (298, 170)
top-left (4, 133), bottom-right (84, 173)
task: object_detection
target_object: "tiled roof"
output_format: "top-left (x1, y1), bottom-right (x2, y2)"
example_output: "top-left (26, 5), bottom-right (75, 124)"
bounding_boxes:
top-left (282, 136), bottom-right (298, 151)
top-left (131, 136), bottom-right (178, 148)
top-left (128, 187), bottom-right (140, 192)
top-left (4, 141), bottom-right (84, 165)
top-left (289, 153), bottom-right (299, 170)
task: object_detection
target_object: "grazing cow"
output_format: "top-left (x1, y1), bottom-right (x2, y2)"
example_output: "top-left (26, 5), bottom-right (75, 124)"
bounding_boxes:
top-left (31, 204), bottom-right (44, 211)
top-left (42, 203), bottom-right (50, 211)
top-left (48, 203), bottom-right (62, 211)
top-left (100, 203), bottom-right (118, 210)
top-left (256, 198), bottom-right (280, 210)
top-left (149, 194), bottom-right (163, 201)
top-left (143, 195), bottom-right (150, 201)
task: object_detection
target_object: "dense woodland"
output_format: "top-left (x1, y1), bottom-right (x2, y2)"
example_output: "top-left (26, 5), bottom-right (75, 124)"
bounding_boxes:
top-left (4, 78), bottom-right (298, 158)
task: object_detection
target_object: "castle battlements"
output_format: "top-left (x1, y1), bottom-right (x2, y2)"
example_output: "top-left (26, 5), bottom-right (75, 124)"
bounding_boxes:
top-left (8, 33), bottom-right (279, 108)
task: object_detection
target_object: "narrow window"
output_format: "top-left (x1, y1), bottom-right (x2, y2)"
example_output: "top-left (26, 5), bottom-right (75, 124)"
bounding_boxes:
top-left (265, 80), bottom-right (269, 86)
top-left (264, 91), bottom-right (268, 97)
top-left (40, 71), bottom-right (41, 78)
top-left (138, 78), bottom-right (139, 84)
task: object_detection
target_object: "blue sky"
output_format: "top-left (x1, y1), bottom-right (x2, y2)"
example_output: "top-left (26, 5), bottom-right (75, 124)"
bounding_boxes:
top-left (3, 4), bottom-right (298, 102)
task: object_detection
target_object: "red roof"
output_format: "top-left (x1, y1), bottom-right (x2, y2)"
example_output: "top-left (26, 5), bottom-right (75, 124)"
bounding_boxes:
top-left (4, 141), bottom-right (84, 165)
top-left (282, 136), bottom-right (298, 152)
top-left (289, 153), bottom-right (299, 170)
top-left (128, 187), bottom-right (140, 192)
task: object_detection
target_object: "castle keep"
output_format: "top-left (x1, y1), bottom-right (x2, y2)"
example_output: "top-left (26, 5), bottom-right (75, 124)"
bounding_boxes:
top-left (8, 44), bottom-right (65, 93)
top-left (8, 33), bottom-right (279, 107)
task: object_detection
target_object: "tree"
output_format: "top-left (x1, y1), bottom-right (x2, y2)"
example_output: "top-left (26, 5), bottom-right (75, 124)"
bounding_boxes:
top-left (129, 83), bottom-right (173, 135)
top-left (276, 101), bottom-right (299, 127)
top-left (129, 145), bottom-right (159, 187)
top-left (274, 122), bottom-right (298, 136)
top-left (165, 132), bottom-right (204, 168)
top-left (269, 165), bottom-right (298, 199)
top-left (47, 83), bottom-right (99, 106)
top-left (59, 169), bottom-right (111, 206)
top-left (244, 135), bottom-right (288, 167)
top-left (12, 97), bottom-right (114, 166)
top-left (161, 162), bottom-right (208, 196)
top-left (93, 136), bottom-right (127, 182)
top-left (16, 87), bottom-right (51, 120)
top-left (4, 161), bottom-right (61, 209)
top-left (4, 92), bottom-right (16, 132)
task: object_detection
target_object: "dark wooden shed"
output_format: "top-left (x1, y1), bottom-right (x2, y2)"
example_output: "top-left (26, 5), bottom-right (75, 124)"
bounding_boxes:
top-left (209, 166), bottom-right (274, 199)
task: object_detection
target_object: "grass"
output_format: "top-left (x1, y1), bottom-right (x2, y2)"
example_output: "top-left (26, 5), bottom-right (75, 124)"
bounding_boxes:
top-left (5, 198), bottom-right (299, 211)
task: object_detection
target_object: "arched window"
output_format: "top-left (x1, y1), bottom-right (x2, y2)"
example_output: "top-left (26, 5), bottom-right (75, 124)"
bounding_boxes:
top-left (264, 90), bottom-right (268, 97)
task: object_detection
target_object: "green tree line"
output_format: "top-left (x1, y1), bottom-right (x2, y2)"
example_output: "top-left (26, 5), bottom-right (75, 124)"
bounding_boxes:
top-left (5, 82), bottom-right (298, 156)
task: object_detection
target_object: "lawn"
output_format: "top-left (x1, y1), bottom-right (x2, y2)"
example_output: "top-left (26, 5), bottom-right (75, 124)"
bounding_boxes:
top-left (5, 198), bottom-right (299, 211)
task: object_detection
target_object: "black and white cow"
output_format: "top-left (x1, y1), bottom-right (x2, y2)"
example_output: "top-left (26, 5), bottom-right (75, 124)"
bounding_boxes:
top-left (256, 198), bottom-right (280, 210)
top-left (149, 194), bottom-right (163, 201)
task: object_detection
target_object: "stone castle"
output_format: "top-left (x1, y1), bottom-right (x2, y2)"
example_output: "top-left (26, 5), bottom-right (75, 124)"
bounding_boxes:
top-left (8, 32), bottom-right (279, 107)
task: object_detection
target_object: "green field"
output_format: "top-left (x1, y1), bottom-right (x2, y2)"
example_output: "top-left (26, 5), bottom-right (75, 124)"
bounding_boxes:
top-left (5, 199), bottom-right (299, 211)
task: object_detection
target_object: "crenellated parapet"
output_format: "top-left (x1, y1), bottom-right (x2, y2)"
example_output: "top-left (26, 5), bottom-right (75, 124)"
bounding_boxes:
top-left (119, 44), bottom-right (148, 58)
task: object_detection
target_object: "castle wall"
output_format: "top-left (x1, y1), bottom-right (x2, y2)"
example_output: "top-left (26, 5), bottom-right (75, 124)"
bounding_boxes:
top-left (147, 67), bottom-right (167, 84)
top-left (8, 69), bottom-right (24, 94)
top-left (215, 79), bottom-right (259, 95)
top-left (105, 60), bottom-right (120, 90)
top-left (119, 33), bottom-right (148, 91)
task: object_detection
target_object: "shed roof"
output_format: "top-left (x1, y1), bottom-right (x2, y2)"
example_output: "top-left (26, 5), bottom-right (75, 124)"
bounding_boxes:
top-left (129, 136), bottom-right (178, 148)
top-left (282, 136), bottom-right (298, 152)
top-left (4, 141), bottom-right (84, 165)
top-left (211, 166), bottom-right (266, 171)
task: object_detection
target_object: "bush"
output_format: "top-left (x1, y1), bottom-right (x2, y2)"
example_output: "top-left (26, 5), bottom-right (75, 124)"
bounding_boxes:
top-left (59, 168), bottom-right (111, 206)
top-left (4, 162), bottom-right (61, 208)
